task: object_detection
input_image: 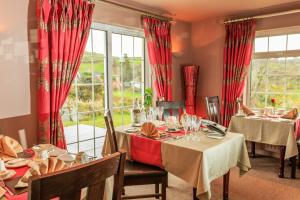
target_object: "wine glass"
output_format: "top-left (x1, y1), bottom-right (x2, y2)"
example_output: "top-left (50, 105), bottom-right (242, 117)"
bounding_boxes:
top-left (181, 114), bottom-right (191, 140)
top-left (157, 106), bottom-right (164, 121)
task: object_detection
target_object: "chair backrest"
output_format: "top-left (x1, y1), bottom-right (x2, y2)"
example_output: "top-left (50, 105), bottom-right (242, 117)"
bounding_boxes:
top-left (156, 101), bottom-right (185, 119)
top-left (205, 96), bottom-right (221, 124)
top-left (28, 151), bottom-right (126, 200)
top-left (104, 110), bottom-right (119, 153)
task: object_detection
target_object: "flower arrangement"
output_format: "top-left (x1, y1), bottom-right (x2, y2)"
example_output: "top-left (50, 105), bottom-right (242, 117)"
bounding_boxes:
top-left (271, 98), bottom-right (276, 107)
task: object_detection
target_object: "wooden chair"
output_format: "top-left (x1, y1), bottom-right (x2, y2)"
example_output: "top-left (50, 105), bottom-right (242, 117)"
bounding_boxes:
top-left (297, 141), bottom-right (300, 169)
top-left (156, 101), bottom-right (185, 119)
top-left (104, 110), bottom-right (167, 200)
top-left (28, 151), bottom-right (126, 200)
top-left (205, 96), bottom-right (221, 124)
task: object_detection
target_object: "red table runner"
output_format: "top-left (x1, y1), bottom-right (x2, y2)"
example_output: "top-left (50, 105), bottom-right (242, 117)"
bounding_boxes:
top-left (130, 127), bottom-right (186, 168)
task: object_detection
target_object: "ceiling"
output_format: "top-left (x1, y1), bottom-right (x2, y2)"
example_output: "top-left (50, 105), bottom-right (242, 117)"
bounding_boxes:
top-left (118, 0), bottom-right (300, 22)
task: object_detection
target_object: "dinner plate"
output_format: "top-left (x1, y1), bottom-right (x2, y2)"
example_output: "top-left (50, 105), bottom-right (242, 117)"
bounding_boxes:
top-left (132, 123), bottom-right (142, 127)
top-left (124, 127), bottom-right (139, 133)
top-left (165, 128), bottom-right (181, 133)
top-left (5, 158), bottom-right (29, 168)
top-left (0, 170), bottom-right (16, 180)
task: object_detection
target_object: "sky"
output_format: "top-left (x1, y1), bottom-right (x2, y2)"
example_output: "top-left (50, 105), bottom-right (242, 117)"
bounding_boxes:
top-left (85, 30), bottom-right (144, 58)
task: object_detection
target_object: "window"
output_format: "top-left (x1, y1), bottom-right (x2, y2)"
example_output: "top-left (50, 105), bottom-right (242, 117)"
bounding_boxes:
top-left (249, 30), bottom-right (300, 109)
top-left (61, 23), bottom-right (147, 158)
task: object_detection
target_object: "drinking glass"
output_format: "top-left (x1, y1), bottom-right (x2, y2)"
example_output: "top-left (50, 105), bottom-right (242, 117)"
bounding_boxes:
top-left (157, 106), bottom-right (164, 121)
top-left (181, 114), bottom-right (191, 140)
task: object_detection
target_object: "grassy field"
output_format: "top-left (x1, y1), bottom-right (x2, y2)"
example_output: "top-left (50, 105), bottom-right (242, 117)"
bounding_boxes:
top-left (63, 111), bottom-right (131, 128)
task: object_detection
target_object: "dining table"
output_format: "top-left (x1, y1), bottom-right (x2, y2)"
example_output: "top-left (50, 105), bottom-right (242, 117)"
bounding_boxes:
top-left (103, 123), bottom-right (251, 200)
top-left (228, 115), bottom-right (299, 178)
top-left (0, 147), bottom-right (96, 200)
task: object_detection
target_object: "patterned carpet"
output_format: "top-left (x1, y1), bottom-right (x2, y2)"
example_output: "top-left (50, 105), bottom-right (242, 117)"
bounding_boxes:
top-left (125, 156), bottom-right (300, 200)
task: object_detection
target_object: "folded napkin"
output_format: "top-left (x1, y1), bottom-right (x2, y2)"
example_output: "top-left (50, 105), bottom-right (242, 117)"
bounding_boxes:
top-left (15, 157), bottom-right (68, 188)
top-left (241, 105), bottom-right (255, 116)
top-left (0, 136), bottom-right (23, 158)
top-left (281, 108), bottom-right (298, 120)
top-left (141, 122), bottom-right (160, 138)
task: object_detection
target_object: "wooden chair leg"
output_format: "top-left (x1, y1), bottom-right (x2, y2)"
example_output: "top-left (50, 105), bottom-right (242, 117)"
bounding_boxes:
top-left (193, 188), bottom-right (199, 200)
top-left (251, 142), bottom-right (256, 158)
top-left (290, 156), bottom-right (297, 179)
top-left (166, 172), bottom-right (169, 187)
top-left (161, 175), bottom-right (167, 200)
top-left (223, 170), bottom-right (230, 200)
top-left (155, 183), bottom-right (159, 199)
top-left (279, 146), bottom-right (286, 178)
top-left (298, 144), bottom-right (300, 169)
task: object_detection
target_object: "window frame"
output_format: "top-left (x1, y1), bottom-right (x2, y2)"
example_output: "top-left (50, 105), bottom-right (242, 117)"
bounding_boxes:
top-left (246, 26), bottom-right (300, 109)
top-left (63, 22), bottom-right (150, 157)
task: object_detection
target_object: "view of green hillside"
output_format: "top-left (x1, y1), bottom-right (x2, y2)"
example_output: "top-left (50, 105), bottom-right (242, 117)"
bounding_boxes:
top-left (62, 52), bottom-right (144, 128)
top-left (250, 57), bottom-right (300, 109)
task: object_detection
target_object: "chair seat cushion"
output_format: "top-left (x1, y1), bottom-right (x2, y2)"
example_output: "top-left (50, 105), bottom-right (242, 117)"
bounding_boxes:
top-left (125, 160), bottom-right (167, 177)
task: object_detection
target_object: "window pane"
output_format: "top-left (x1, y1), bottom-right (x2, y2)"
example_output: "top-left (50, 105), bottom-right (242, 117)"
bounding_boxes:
top-left (123, 108), bottom-right (132, 125)
top-left (286, 95), bottom-right (300, 109)
top-left (133, 58), bottom-right (144, 83)
top-left (286, 76), bottom-right (300, 92)
top-left (286, 57), bottom-right (300, 74)
top-left (63, 113), bottom-right (78, 144)
top-left (94, 85), bottom-right (105, 110)
top-left (251, 59), bottom-right (267, 93)
top-left (92, 30), bottom-right (106, 84)
top-left (112, 34), bottom-right (121, 57)
top-left (78, 32), bottom-right (93, 84)
top-left (123, 83), bottom-right (134, 106)
top-left (267, 76), bottom-right (285, 92)
top-left (78, 113), bottom-right (94, 141)
top-left (255, 37), bottom-right (268, 52)
top-left (269, 35), bottom-right (287, 51)
top-left (122, 35), bottom-right (133, 57)
top-left (287, 34), bottom-right (300, 50)
top-left (268, 57), bottom-right (285, 74)
top-left (94, 111), bottom-right (106, 133)
top-left (112, 108), bottom-right (123, 127)
top-left (78, 56), bottom-right (92, 84)
top-left (250, 93), bottom-right (265, 108)
top-left (67, 143), bottom-right (78, 154)
top-left (78, 85), bottom-right (93, 112)
top-left (79, 140), bottom-right (94, 154)
top-left (134, 37), bottom-right (144, 58)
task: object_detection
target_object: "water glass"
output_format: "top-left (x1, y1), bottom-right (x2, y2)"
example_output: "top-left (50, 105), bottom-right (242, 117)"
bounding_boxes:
top-left (157, 106), bottom-right (164, 121)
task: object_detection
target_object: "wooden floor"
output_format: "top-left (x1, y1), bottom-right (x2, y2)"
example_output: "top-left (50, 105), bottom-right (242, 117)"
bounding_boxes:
top-left (125, 156), bottom-right (300, 200)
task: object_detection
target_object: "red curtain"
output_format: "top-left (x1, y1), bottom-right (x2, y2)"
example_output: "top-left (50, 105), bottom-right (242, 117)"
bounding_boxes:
top-left (37, 0), bottom-right (94, 148)
top-left (183, 65), bottom-right (199, 115)
top-left (221, 19), bottom-right (256, 127)
top-left (143, 16), bottom-right (172, 101)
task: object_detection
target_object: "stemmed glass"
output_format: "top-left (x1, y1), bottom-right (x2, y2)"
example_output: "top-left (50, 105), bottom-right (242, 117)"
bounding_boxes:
top-left (157, 106), bottom-right (164, 121)
top-left (181, 114), bottom-right (191, 140)
top-left (193, 117), bottom-right (202, 141)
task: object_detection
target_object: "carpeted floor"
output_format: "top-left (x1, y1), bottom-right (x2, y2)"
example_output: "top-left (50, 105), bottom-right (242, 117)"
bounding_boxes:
top-left (125, 156), bottom-right (300, 200)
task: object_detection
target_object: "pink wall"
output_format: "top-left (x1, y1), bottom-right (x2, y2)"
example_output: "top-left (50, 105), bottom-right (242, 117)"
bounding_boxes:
top-left (190, 12), bottom-right (300, 117)
top-left (0, 0), bottom-right (38, 147)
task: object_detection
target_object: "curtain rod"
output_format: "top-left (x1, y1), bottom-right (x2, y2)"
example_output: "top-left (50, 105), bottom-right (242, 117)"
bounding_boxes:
top-left (224, 8), bottom-right (300, 24)
top-left (94, 0), bottom-right (174, 22)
